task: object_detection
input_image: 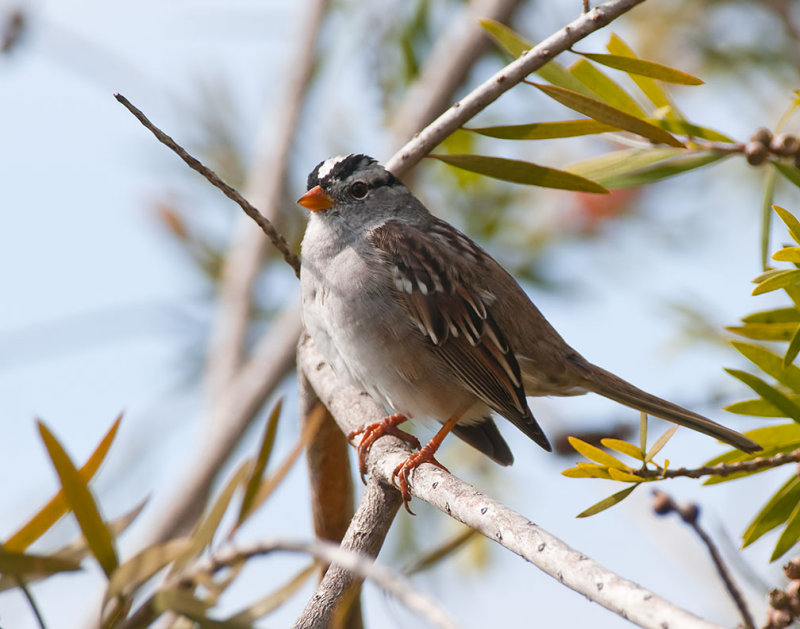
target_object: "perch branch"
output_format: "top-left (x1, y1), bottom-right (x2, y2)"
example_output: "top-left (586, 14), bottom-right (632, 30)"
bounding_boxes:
top-left (298, 334), bottom-right (723, 629)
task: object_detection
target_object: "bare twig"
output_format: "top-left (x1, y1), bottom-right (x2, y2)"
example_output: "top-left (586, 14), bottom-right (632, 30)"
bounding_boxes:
top-left (638, 449), bottom-right (800, 480)
top-left (115, 93), bottom-right (301, 276)
top-left (384, 0), bottom-right (649, 178)
top-left (15, 576), bottom-right (47, 629)
top-left (180, 538), bottom-right (458, 629)
top-left (651, 492), bottom-right (755, 629)
top-left (298, 334), bottom-right (723, 629)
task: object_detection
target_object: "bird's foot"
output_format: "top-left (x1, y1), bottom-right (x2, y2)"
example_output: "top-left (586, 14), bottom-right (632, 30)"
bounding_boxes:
top-left (347, 413), bottom-right (419, 484)
top-left (392, 444), bottom-right (450, 515)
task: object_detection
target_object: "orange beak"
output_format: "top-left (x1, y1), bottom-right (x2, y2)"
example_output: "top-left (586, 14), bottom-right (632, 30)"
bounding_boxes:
top-left (297, 185), bottom-right (333, 211)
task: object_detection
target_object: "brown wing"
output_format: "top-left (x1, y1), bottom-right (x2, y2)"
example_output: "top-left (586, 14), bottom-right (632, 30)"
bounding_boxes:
top-left (368, 219), bottom-right (550, 451)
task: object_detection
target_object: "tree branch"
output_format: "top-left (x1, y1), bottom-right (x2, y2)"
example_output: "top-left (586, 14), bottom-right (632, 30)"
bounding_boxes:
top-left (637, 449), bottom-right (800, 480)
top-left (384, 0), bottom-right (648, 178)
top-left (298, 334), bottom-right (725, 629)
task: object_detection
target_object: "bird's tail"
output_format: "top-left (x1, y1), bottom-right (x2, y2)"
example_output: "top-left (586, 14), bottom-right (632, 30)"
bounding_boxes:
top-left (579, 363), bottom-right (761, 453)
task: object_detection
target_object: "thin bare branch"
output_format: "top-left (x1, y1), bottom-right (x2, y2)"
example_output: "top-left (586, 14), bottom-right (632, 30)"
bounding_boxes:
top-left (114, 93), bottom-right (300, 276)
top-left (384, 0), bottom-right (649, 177)
top-left (638, 449), bottom-right (800, 480)
top-left (298, 334), bottom-right (725, 629)
top-left (183, 538), bottom-right (457, 629)
top-left (651, 491), bottom-right (755, 629)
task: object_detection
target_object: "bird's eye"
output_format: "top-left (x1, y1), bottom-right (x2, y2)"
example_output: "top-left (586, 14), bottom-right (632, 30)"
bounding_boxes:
top-left (349, 181), bottom-right (368, 199)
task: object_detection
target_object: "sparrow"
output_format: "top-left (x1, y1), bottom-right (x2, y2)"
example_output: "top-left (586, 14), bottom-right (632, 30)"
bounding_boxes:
top-left (297, 153), bottom-right (760, 510)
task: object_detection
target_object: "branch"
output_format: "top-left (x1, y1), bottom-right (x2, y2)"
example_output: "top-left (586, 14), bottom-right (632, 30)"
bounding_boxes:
top-left (298, 334), bottom-right (724, 629)
top-left (384, 0), bottom-right (649, 177)
top-left (651, 492), bottom-right (755, 629)
top-left (114, 93), bottom-right (300, 277)
top-left (637, 449), bottom-right (800, 480)
top-left (183, 538), bottom-right (458, 629)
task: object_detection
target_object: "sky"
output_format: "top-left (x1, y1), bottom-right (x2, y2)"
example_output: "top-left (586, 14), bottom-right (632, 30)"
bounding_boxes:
top-left (2, 1), bottom-right (799, 628)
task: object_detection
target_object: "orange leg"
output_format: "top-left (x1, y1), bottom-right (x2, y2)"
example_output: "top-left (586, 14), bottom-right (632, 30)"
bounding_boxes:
top-left (348, 413), bottom-right (420, 484)
top-left (392, 413), bottom-right (461, 515)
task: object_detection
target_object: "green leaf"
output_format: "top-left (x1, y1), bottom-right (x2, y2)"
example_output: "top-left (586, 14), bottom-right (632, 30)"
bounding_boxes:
top-left (567, 148), bottom-right (728, 189)
top-left (606, 34), bottom-right (678, 117)
top-left (0, 548), bottom-right (81, 578)
top-left (105, 538), bottom-right (192, 602)
top-left (743, 475), bottom-right (800, 547)
top-left (771, 499), bottom-right (800, 562)
top-left (786, 327), bottom-right (800, 368)
top-left (5, 414), bottom-right (121, 553)
top-left (753, 269), bottom-right (800, 296)
top-left (649, 119), bottom-right (733, 143)
top-left (644, 426), bottom-right (678, 463)
top-left (568, 58), bottom-right (645, 117)
top-left (773, 247), bottom-right (800, 262)
top-left (727, 322), bottom-right (799, 342)
top-left (774, 205), bottom-right (800, 246)
top-left (742, 307), bottom-right (800, 324)
top-left (607, 468), bottom-right (646, 482)
top-left (725, 368), bottom-right (800, 421)
top-left (601, 438), bottom-right (645, 461)
top-left (37, 421), bottom-right (118, 578)
top-left (575, 52), bottom-right (703, 85)
top-left (429, 154), bottom-right (607, 193)
top-left (704, 423), bottom-right (800, 473)
top-left (577, 485), bottom-right (637, 518)
top-left (467, 119), bottom-right (618, 140)
top-left (478, 18), bottom-right (529, 57)
top-left (762, 170), bottom-right (778, 268)
top-left (171, 461), bottom-right (252, 575)
top-left (725, 397), bottom-right (800, 418)
top-left (529, 83), bottom-right (684, 147)
top-left (774, 162), bottom-right (800, 190)
top-left (567, 436), bottom-right (630, 469)
top-left (537, 61), bottom-right (596, 97)
top-left (731, 341), bottom-right (800, 393)
top-left (237, 400), bottom-right (282, 527)
top-left (562, 463), bottom-right (613, 479)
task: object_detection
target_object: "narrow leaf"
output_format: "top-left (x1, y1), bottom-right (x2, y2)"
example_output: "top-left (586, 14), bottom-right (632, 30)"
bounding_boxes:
top-left (478, 18), bottom-right (529, 57)
top-left (607, 468), bottom-right (645, 482)
top-left (601, 438), bottom-right (645, 461)
top-left (762, 170), bottom-right (778, 268)
top-left (640, 412), bottom-right (647, 454)
top-left (562, 464), bottom-right (612, 479)
top-left (725, 368), bottom-right (800, 421)
top-left (105, 539), bottom-right (192, 602)
top-left (771, 499), bottom-right (800, 562)
top-left (467, 119), bottom-right (618, 140)
top-left (567, 436), bottom-right (630, 469)
top-left (606, 34), bottom-right (678, 116)
top-left (725, 398), bottom-right (800, 418)
top-left (530, 83), bottom-right (684, 147)
top-left (705, 423), bottom-right (800, 467)
top-left (743, 475), bottom-right (800, 547)
top-left (644, 426), bottom-right (678, 463)
top-left (773, 247), bottom-right (800, 262)
top-left (5, 414), bottom-right (121, 552)
top-left (726, 322), bottom-right (799, 342)
top-left (742, 307), bottom-right (800, 324)
top-left (0, 548), bottom-right (81, 578)
top-left (774, 162), bottom-right (800, 190)
top-left (237, 400), bottom-right (282, 527)
top-left (785, 327), bottom-right (800, 368)
top-left (429, 153), bottom-right (607, 193)
top-left (752, 269), bottom-right (800, 296)
top-left (575, 52), bottom-right (703, 85)
top-left (731, 341), bottom-right (800, 393)
top-left (577, 485), bottom-right (637, 518)
top-left (37, 421), bottom-right (118, 577)
top-left (774, 205), bottom-right (800, 246)
top-left (649, 119), bottom-right (733, 143)
top-left (568, 58), bottom-right (645, 117)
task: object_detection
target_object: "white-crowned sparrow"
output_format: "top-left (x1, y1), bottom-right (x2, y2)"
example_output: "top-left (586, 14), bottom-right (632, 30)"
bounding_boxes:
top-left (298, 153), bottom-right (760, 508)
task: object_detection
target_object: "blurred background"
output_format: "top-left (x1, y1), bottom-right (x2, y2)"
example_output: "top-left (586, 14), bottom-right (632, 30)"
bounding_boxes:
top-left (2, 0), bottom-right (800, 627)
